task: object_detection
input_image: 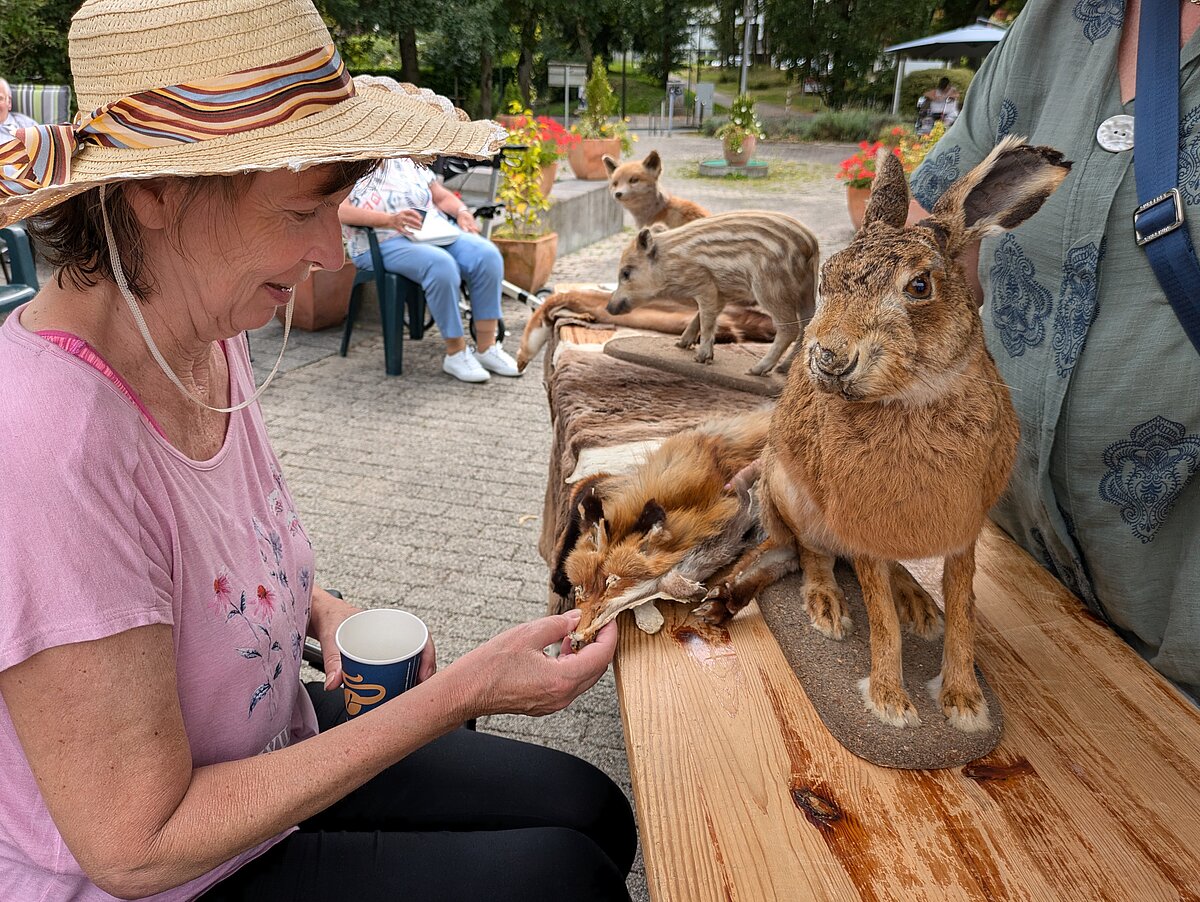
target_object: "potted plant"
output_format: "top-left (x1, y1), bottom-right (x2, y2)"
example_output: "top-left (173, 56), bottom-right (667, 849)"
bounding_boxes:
top-left (491, 110), bottom-right (558, 292)
top-left (568, 56), bottom-right (635, 179)
top-left (715, 94), bottom-right (765, 166)
top-left (512, 112), bottom-right (578, 196)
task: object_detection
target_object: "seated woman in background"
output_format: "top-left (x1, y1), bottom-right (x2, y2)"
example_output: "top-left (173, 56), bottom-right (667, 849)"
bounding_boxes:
top-left (339, 157), bottom-right (522, 383)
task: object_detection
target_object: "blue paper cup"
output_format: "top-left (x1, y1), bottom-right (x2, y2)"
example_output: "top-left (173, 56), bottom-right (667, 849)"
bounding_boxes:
top-left (335, 609), bottom-right (428, 719)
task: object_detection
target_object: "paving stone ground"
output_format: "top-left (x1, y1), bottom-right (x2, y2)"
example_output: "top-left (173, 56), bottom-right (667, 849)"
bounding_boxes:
top-left (247, 134), bottom-right (857, 901)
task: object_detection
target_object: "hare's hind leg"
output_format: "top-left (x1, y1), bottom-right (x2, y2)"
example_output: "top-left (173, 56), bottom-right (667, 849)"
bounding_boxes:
top-left (854, 556), bottom-right (920, 727)
top-left (890, 562), bottom-right (944, 639)
top-left (929, 543), bottom-right (990, 732)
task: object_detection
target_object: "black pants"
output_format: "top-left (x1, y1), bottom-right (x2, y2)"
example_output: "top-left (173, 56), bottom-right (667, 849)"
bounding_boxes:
top-left (200, 684), bottom-right (636, 901)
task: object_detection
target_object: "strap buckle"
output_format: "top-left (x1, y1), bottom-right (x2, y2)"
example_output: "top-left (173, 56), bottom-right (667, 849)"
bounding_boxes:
top-left (1133, 188), bottom-right (1185, 246)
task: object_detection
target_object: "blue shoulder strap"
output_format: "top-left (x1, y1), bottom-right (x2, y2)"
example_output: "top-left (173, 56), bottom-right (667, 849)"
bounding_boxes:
top-left (1133, 0), bottom-right (1200, 354)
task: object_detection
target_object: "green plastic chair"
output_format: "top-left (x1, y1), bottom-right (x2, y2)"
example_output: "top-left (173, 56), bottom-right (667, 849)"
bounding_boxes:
top-left (339, 227), bottom-right (427, 376)
top-left (1, 223), bottom-right (40, 314)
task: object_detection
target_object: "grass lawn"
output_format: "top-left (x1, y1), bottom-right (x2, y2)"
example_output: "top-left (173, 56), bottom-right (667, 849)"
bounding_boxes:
top-left (533, 67), bottom-right (669, 118)
top-left (695, 65), bottom-right (824, 113)
top-left (672, 158), bottom-right (836, 186)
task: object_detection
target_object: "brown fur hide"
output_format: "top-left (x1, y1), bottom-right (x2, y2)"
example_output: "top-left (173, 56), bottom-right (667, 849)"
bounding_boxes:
top-left (517, 289), bottom-right (777, 373)
top-left (540, 350), bottom-right (766, 614)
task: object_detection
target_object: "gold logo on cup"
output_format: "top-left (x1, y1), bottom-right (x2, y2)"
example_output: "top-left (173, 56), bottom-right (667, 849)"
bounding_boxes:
top-left (343, 671), bottom-right (387, 716)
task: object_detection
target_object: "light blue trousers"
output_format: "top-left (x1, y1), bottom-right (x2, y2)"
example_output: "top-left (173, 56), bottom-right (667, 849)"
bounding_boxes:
top-left (353, 231), bottom-right (504, 341)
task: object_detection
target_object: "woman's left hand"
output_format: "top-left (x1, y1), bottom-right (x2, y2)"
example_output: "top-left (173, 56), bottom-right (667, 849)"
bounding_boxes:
top-left (455, 208), bottom-right (480, 234)
top-left (308, 586), bottom-right (362, 691)
top-left (308, 586), bottom-right (438, 689)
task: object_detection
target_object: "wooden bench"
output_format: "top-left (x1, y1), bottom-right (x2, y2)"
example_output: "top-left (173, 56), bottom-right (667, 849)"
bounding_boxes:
top-left (542, 320), bottom-right (1200, 902)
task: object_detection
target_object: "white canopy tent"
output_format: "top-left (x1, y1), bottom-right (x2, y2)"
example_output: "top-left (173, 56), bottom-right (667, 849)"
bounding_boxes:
top-left (884, 23), bottom-right (1008, 115)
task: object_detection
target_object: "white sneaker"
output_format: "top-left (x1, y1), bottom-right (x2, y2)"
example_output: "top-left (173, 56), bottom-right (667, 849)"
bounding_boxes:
top-left (473, 343), bottom-right (522, 377)
top-left (442, 349), bottom-right (490, 383)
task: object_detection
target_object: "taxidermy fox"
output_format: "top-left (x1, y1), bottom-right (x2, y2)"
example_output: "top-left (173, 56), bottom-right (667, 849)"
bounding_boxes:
top-left (603, 150), bottom-right (710, 229)
top-left (563, 408), bottom-right (771, 647)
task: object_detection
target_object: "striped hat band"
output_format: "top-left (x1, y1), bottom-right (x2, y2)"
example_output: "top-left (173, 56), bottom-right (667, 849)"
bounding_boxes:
top-left (0, 44), bottom-right (352, 199)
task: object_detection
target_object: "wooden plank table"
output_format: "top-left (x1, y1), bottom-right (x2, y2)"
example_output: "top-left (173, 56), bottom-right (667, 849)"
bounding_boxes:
top-left (545, 323), bottom-right (1200, 902)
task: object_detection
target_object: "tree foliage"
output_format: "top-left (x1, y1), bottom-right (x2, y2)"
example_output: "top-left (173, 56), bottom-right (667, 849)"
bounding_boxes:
top-left (0, 0), bottom-right (73, 83)
top-left (627, 0), bottom-right (706, 86)
top-left (9, 0), bottom-right (1018, 119)
top-left (765, 0), bottom-right (941, 109)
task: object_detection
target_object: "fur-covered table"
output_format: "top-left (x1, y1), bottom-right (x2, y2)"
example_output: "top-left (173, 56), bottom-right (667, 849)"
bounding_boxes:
top-left (538, 317), bottom-right (1200, 902)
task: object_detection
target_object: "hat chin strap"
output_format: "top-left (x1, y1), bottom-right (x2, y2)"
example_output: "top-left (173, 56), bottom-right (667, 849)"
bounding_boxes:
top-left (99, 184), bottom-right (292, 414)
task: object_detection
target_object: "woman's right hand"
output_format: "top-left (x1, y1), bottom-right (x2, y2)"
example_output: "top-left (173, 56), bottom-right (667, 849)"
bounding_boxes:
top-left (448, 610), bottom-right (617, 718)
top-left (387, 209), bottom-right (426, 235)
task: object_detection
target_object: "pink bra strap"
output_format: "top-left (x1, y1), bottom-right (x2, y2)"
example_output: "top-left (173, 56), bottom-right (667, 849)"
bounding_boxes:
top-left (37, 330), bottom-right (168, 439)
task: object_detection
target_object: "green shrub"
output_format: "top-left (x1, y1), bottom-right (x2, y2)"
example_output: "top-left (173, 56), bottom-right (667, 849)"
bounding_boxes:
top-left (763, 116), bottom-right (816, 140)
top-left (900, 67), bottom-right (974, 118)
top-left (796, 108), bottom-right (905, 142)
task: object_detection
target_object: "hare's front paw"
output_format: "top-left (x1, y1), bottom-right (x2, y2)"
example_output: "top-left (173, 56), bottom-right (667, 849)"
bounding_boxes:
top-left (927, 673), bottom-right (991, 732)
top-left (676, 334), bottom-right (697, 349)
top-left (804, 584), bottom-right (852, 640)
top-left (893, 570), bottom-right (943, 640)
top-left (694, 345), bottom-right (714, 365)
top-left (747, 359), bottom-right (774, 377)
top-left (859, 676), bottom-right (921, 728)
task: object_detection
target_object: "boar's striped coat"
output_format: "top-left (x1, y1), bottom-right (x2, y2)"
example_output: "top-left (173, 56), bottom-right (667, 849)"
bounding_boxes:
top-left (607, 211), bottom-right (819, 375)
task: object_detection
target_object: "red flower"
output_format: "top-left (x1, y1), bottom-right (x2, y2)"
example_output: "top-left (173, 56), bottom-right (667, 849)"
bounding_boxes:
top-left (251, 584), bottom-right (276, 620)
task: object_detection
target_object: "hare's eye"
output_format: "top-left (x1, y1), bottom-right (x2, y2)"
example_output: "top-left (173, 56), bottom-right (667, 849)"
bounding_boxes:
top-left (630, 177), bottom-right (640, 184)
top-left (620, 267), bottom-right (632, 281)
top-left (904, 273), bottom-right (933, 301)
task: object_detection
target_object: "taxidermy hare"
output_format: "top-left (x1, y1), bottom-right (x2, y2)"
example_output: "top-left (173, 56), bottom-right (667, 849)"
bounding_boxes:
top-left (717, 138), bottom-right (1070, 731)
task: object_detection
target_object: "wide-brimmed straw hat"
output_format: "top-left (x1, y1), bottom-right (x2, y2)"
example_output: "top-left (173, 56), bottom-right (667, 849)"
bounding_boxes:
top-left (0, 0), bottom-right (507, 227)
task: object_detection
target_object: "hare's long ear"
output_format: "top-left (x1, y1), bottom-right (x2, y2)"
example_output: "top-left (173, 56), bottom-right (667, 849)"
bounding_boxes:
top-left (603, 155), bottom-right (619, 176)
top-left (861, 147), bottom-right (910, 232)
top-left (932, 136), bottom-right (1071, 253)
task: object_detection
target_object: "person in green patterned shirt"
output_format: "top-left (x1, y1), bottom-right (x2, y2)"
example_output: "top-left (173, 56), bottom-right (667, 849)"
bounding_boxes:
top-left (909, 0), bottom-right (1200, 699)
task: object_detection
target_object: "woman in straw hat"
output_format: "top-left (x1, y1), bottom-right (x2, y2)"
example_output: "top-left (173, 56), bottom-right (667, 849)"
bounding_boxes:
top-left (0, 1), bottom-right (633, 900)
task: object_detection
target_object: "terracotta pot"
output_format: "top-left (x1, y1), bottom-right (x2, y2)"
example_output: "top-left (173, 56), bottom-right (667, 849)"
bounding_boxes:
top-left (276, 258), bottom-right (357, 331)
top-left (567, 138), bottom-right (621, 180)
top-left (538, 161), bottom-right (559, 197)
top-left (846, 185), bottom-right (871, 231)
top-left (492, 232), bottom-right (559, 292)
top-left (723, 134), bottom-right (757, 167)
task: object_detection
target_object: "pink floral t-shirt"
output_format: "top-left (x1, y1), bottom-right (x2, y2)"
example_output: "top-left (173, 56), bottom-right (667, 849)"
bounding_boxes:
top-left (0, 307), bottom-right (318, 901)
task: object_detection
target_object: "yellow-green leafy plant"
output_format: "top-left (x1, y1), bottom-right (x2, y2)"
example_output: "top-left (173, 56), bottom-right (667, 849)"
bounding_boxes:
top-left (494, 109), bottom-right (551, 240)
